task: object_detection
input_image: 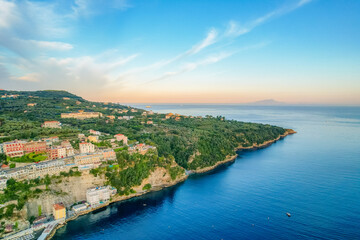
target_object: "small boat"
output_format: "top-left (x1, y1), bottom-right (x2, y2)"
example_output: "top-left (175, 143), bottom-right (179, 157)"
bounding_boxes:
top-left (286, 212), bottom-right (291, 217)
top-left (146, 106), bottom-right (151, 108)
top-left (143, 204), bottom-right (147, 206)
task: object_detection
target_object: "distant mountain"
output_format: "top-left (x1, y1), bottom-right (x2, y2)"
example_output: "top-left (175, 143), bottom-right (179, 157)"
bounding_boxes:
top-left (245, 99), bottom-right (286, 106)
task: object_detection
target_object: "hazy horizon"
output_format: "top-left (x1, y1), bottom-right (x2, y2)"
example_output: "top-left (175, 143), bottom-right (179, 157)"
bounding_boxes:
top-left (1, 0), bottom-right (360, 105)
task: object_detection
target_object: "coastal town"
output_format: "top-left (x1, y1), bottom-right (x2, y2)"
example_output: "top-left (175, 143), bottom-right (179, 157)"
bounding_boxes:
top-left (0, 90), bottom-right (288, 239)
top-left (0, 117), bottom-right (158, 239)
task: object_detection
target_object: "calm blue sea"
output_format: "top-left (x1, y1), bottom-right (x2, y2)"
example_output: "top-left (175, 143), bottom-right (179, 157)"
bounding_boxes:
top-left (53, 105), bottom-right (360, 240)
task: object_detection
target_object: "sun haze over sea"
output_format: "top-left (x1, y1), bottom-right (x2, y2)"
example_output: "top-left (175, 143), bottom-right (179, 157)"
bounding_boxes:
top-left (1, 0), bottom-right (359, 105)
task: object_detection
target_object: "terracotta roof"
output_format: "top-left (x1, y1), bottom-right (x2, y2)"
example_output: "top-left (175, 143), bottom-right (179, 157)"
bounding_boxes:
top-left (53, 203), bottom-right (65, 210)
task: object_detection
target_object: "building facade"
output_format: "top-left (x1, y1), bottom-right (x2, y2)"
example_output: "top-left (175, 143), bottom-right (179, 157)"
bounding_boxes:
top-left (114, 134), bottom-right (128, 145)
top-left (86, 186), bottom-right (116, 206)
top-left (79, 142), bottom-right (95, 154)
top-left (61, 111), bottom-right (102, 119)
top-left (53, 203), bottom-right (66, 220)
top-left (23, 141), bottom-right (47, 154)
top-left (3, 141), bottom-right (25, 157)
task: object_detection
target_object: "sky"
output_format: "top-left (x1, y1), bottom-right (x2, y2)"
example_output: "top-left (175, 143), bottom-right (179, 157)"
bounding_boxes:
top-left (0, 0), bottom-right (360, 105)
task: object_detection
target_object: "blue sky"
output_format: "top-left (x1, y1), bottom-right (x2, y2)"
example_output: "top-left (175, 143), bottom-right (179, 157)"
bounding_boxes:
top-left (0, 0), bottom-right (359, 104)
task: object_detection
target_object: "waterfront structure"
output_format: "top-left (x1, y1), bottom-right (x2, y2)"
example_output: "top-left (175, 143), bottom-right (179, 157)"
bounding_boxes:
top-left (86, 186), bottom-right (117, 206)
top-left (3, 140), bottom-right (25, 157)
top-left (61, 110), bottom-right (103, 119)
top-left (72, 203), bottom-right (88, 213)
top-left (53, 203), bottom-right (66, 220)
top-left (114, 134), bottom-right (128, 145)
top-left (41, 121), bottom-right (61, 128)
top-left (79, 142), bottom-right (95, 154)
top-left (23, 141), bottom-right (47, 153)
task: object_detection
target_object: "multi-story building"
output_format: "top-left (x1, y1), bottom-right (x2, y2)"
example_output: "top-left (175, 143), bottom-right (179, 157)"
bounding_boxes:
top-left (102, 149), bottom-right (116, 161)
top-left (3, 140), bottom-right (25, 157)
top-left (129, 144), bottom-right (157, 155)
top-left (114, 134), bottom-right (128, 145)
top-left (29, 159), bottom-right (66, 178)
top-left (3, 166), bottom-right (30, 180)
top-left (74, 152), bottom-right (103, 166)
top-left (86, 186), bottom-right (117, 206)
top-left (0, 176), bottom-right (8, 190)
top-left (41, 121), bottom-right (61, 128)
top-left (53, 203), bottom-right (66, 220)
top-left (48, 147), bottom-right (67, 160)
top-left (61, 141), bottom-right (72, 148)
top-left (61, 110), bottom-right (102, 120)
top-left (79, 142), bottom-right (95, 154)
top-left (23, 141), bottom-right (47, 153)
top-left (66, 147), bottom-right (75, 157)
top-left (88, 135), bottom-right (99, 143)
top-left (78, 133), bottom-right (86, 140)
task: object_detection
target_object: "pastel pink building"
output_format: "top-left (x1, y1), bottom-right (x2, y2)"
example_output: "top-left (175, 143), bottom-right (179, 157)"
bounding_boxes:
top-left (114, 134), bottom-right (128, 145)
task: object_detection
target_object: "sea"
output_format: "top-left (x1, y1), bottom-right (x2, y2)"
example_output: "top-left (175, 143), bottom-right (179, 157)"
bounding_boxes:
top-left (53, 105), bottom-right (360, 240)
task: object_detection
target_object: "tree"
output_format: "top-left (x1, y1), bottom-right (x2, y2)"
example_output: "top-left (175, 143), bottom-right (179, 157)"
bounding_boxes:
top-left (0, 153), bottom-right (6, 162)
top-left (142, 183), bottom-right (151, 191)
top-left (38, 205), bottom-right (42, 216)
top-left (9, 163), bottom-right (16, 168)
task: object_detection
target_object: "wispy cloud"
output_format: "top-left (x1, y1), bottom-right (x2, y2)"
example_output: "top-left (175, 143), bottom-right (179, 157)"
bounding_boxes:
top-left (186, 28), bottom-right (218, 55)
top-left (226, 0), bottom-right (313, 37)
top-left (146, 52), bottom-right (234, 84)
top-left (72, 0), bottom-right (132, 18)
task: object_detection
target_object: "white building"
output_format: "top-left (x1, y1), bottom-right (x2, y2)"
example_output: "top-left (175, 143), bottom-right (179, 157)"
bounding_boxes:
top-left (79, 142), bottom-right (95, 154)
top-left (86, 186), bottom-right (117, 206)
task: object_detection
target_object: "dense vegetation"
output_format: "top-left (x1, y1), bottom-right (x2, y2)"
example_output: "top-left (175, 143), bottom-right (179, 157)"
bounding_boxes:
top-left (0, 90), bottom-right (286, 170)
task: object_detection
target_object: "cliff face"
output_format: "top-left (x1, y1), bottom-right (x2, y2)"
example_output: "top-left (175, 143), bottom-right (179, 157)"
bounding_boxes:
top-left (25, 172), bottom-right (106, 216)
top-left (24, 167), bottom-right (186, 218)
top-left (134, 167), bottom-right (185, 192)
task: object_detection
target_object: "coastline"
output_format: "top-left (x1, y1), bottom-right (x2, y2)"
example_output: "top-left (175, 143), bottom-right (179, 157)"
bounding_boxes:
top-left (237, 129), bottom-right (296, 150)
top-left (46, 129), bottom-right (295, 239)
